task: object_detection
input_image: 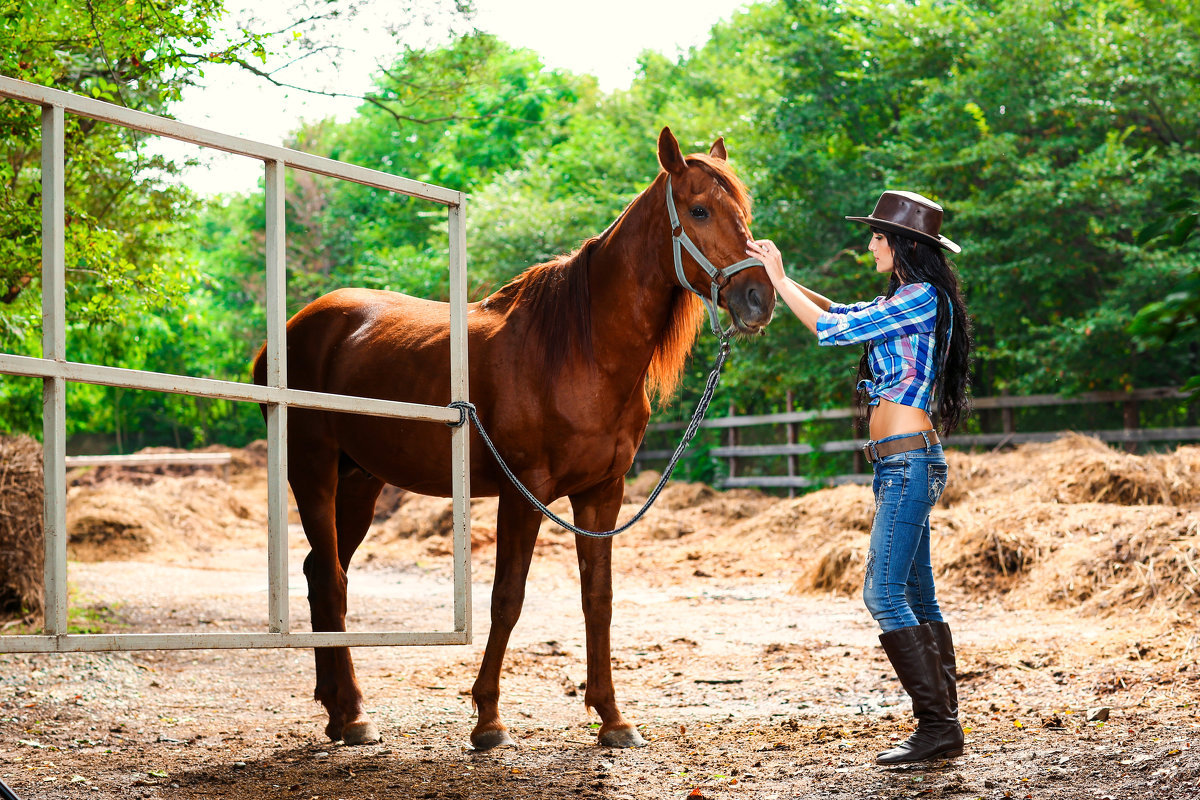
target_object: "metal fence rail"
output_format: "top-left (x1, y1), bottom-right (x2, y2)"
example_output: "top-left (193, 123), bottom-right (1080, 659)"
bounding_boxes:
top-left (0, 75), bottom-right (473, 653)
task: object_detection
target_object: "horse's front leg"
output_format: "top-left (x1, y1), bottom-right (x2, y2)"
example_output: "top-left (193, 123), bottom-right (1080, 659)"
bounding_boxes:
top-left (470, 484), bottom-right (544, 750)
top-left (571, 477), bottom-right (647, 748)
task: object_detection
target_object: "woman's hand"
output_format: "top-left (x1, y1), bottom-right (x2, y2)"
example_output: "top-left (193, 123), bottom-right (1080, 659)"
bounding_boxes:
top-left (747, 239), bottom-right (786, 285)
top-left (746, 238), bottom-right (826, 335)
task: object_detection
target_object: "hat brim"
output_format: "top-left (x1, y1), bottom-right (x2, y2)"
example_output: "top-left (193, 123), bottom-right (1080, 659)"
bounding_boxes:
top-left (846, 215), bottom-right (961, 254)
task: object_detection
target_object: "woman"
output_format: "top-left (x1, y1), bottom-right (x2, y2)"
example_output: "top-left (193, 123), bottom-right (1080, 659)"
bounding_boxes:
top-left (747, 190), bottom-right (972, 765)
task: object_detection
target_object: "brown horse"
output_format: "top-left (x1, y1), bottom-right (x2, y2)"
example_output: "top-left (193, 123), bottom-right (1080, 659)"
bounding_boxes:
top-left (252, 127), bottom-right (774, 750)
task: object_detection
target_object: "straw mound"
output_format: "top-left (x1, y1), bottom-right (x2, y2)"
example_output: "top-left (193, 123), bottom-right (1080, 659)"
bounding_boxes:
top-left (372, 494), bottom-right (501, 552)
top-left (785, 435), bottom-right (1200, 616)
top-left (54, 433), bottom-right (1200, 618)
top-left (938, 498), bottom-right (1198, 613)
top-left (616, 435), bottom-right (1200, 616)
top-left (66, 476), bottom-right (263, 562)
top-left (0, 435), bottom-right (44, 620)
top-left (1018, 504), bottom-right (1198, 613)
top-left (940, 433), bottom-right (1200, 507)
top-left (623, 470), bottom-right (662, 504)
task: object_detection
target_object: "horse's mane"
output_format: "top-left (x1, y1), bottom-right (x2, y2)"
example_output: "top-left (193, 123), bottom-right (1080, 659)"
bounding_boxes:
top-left (486, 154), bottom-right (752, 405)
top-left (486, 239), bottom-right (598, 379)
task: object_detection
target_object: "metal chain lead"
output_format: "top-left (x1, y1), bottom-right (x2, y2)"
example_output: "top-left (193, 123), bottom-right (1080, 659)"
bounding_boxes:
top-left (448, 338), bottom-right (732, 538)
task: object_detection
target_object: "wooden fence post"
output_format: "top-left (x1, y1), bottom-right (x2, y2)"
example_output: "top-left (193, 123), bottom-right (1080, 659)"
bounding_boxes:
top-left (1001, 389), bottom-right (1015, 439)
top-left (786, 390), bottom-right (798, 499)
top-left (727, 401), bottom-right (739, 479)
top-left (853, 409), bottom-right (866, 474)
top-left (1123, 399), bottom-right (1139, 454)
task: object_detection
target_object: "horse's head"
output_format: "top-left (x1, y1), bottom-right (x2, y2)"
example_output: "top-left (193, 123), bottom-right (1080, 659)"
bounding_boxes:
top-left (657, 127), bottom-right (775, 336)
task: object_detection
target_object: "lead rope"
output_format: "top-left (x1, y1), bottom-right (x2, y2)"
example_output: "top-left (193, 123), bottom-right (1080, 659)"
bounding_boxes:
top-left (448, 338), bottom-right (732, 538)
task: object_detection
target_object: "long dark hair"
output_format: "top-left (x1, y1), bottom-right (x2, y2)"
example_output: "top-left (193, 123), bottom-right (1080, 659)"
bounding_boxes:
top-left (855, 228), bottom-right (973, 433)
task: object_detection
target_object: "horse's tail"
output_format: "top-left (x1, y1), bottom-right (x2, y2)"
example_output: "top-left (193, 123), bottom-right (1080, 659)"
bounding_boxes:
top-left (250, 342), bottom-right (269, 422)
top-left (251, 343), bottom-right (267, 386)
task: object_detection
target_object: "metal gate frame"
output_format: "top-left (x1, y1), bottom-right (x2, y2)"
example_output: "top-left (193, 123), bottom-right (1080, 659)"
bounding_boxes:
top-left (0, 75), bottom-right (472, 653)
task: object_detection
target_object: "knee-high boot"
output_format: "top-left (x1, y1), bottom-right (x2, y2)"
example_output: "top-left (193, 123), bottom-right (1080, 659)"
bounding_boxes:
top-left (876, 624), bottom-right (964, 764)
top-left (924, 620), bottom-right (959, 720)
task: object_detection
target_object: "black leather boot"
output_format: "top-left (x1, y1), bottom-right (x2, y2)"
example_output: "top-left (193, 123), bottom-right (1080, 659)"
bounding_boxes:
top-left (925, 620), bottom-right (959, 719)
top-left (876, 624), bottom-right (964, 764)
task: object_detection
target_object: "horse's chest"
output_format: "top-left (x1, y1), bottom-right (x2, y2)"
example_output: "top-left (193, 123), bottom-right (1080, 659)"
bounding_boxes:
top-left (547, 407), bottom-right (646, 480)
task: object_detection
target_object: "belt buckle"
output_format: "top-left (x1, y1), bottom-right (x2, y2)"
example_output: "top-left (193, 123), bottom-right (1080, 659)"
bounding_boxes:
top-left (863, 441), bottom-right (879, 463)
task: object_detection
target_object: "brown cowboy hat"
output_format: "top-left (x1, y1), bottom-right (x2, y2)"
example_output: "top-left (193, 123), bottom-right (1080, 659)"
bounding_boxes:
top-left (846, 190), bottom-right (961, 254)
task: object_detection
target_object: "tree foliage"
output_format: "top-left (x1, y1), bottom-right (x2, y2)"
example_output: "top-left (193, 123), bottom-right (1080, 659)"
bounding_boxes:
top-left (2, 0), bottom-right (1196, 451)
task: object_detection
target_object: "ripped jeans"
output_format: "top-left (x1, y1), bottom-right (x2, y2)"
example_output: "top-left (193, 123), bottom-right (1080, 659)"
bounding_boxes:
top-left (863, 438), bottom-right (949, 633)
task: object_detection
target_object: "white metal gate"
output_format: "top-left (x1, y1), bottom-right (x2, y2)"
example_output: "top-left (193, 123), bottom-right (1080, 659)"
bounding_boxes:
top-left (0, 75), bottom-right (472, 653)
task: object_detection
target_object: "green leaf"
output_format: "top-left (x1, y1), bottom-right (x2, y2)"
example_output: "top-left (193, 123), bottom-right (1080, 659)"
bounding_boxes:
top-left (1135, 217), bottom-right (1172, 246)
top-left (1169, 213), bottom-right (1198, 247)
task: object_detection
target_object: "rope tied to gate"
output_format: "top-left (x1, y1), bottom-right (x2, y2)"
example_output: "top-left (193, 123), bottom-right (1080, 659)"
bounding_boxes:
top-left (447, 338), bottom-right (732, 538)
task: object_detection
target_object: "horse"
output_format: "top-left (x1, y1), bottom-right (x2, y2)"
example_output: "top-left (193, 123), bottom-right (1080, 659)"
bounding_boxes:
top-left (252, 127), bottom-right (775, 750)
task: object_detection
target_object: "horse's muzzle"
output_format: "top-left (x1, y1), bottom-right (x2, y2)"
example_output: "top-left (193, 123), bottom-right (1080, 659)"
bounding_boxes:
top-left (723, 276), bottom-right (776, 335)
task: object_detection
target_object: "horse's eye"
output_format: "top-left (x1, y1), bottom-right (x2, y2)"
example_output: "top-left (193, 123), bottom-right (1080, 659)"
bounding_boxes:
top-left (690, 206), bottom-right (709, 220)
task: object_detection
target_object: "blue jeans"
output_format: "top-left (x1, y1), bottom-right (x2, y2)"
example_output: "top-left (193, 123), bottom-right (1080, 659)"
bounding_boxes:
top-left (863, 436), bottom-right (949, 633)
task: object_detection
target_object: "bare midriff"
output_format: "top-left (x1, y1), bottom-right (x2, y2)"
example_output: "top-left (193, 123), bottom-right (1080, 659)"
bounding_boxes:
top-left (869, 398), bottom-right (935, 441)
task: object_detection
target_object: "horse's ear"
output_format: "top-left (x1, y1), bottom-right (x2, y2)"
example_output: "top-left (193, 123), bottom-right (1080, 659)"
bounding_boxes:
top-left (658, 127), bottom-right (687, 175)
top-left (709, 137), bottom-right (727, 160)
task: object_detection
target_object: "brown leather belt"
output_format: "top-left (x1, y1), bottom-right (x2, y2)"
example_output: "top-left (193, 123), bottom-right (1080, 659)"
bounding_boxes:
top-left (863, 430), bottom-right (940, 463)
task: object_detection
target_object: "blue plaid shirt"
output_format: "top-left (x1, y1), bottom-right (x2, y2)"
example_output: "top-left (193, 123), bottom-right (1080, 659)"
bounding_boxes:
top-left (815, 282), bottom-right (945, 410)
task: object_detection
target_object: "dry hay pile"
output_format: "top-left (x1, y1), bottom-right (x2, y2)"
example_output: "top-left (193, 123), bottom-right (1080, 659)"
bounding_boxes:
top-left (936, 434), bottom-right (1200, 616)
top-left (67, 475), bottom-right (266, 562)
top-left (672, 483), bottom-right (877, 590)
top-left (771, 434), bottom-right (1200, 618)
top-left (362, 435), bottom-right (1200, 620)
top-left (58, 433), bottom-right (1200, 622)
top-left (940, 433), bottom-right (1200, 507)
top-left (63, 440), bottom-right (288, 563)
top-left (369, 494), bottom-right (502, 556)
top-left (0, 435), bottom-right (43, 621)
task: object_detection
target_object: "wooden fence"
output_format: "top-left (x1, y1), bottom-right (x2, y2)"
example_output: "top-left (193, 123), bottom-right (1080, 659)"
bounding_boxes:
top-left (634, 387), bottom-right (1198, 492)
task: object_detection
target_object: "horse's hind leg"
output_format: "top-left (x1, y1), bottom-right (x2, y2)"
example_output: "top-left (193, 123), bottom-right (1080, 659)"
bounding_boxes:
top-left (294, 445), bottom-right (384, 745)
top-left (328, 460), bottom-right (386, 744)
top-left (571, 477), bottom-right (646, 748)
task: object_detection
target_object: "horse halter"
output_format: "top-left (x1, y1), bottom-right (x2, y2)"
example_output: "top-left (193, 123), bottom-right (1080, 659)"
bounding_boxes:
top-left (665, 174), bottom-right (764, 337)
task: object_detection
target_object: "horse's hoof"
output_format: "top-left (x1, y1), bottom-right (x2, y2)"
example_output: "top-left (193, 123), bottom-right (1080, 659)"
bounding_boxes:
top-left (599, 726), bottom-right (647, 748)
top-left (471, 726), bottom-right (518, 751)
top-left (341, 719), bottom-right (382, 746)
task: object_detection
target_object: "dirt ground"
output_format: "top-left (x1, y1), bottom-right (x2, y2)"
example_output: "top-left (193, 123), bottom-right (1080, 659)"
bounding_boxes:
top-left (2, 436), bottom-right (1199, 799)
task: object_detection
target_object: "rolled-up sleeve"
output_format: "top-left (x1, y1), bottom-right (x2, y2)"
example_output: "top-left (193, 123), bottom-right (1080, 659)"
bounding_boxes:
top-left (815, 283), bottom-right (938, 346)
top-left (827, 298), bottom-right (882, 314)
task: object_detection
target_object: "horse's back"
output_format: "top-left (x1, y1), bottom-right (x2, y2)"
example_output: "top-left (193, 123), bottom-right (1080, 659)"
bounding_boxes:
top-left (281, 288), bottom-right (461, 399)
top-left (261, 288), bottom-right (511, 495)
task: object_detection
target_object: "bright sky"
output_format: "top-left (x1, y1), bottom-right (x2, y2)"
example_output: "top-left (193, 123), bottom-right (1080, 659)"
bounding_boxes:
top-left (159, 0), bottom-right (751, 196)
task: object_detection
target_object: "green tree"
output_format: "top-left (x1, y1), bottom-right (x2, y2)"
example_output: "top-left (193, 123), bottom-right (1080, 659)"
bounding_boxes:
top-left (869, 0), bottom-right (1200, 397)
top-left (0, 0), bottom-right (477, 446)
top-left (217, 33), bottom-right (601, 308)
top-left (0, 0), bottom-right (237, 439)
top-left (713, 0), bottom-right (1199, 421)
top-left (0, 0), bottom-right (230, 347)
top-left (1129, 198), bottom-right (1200, 393)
